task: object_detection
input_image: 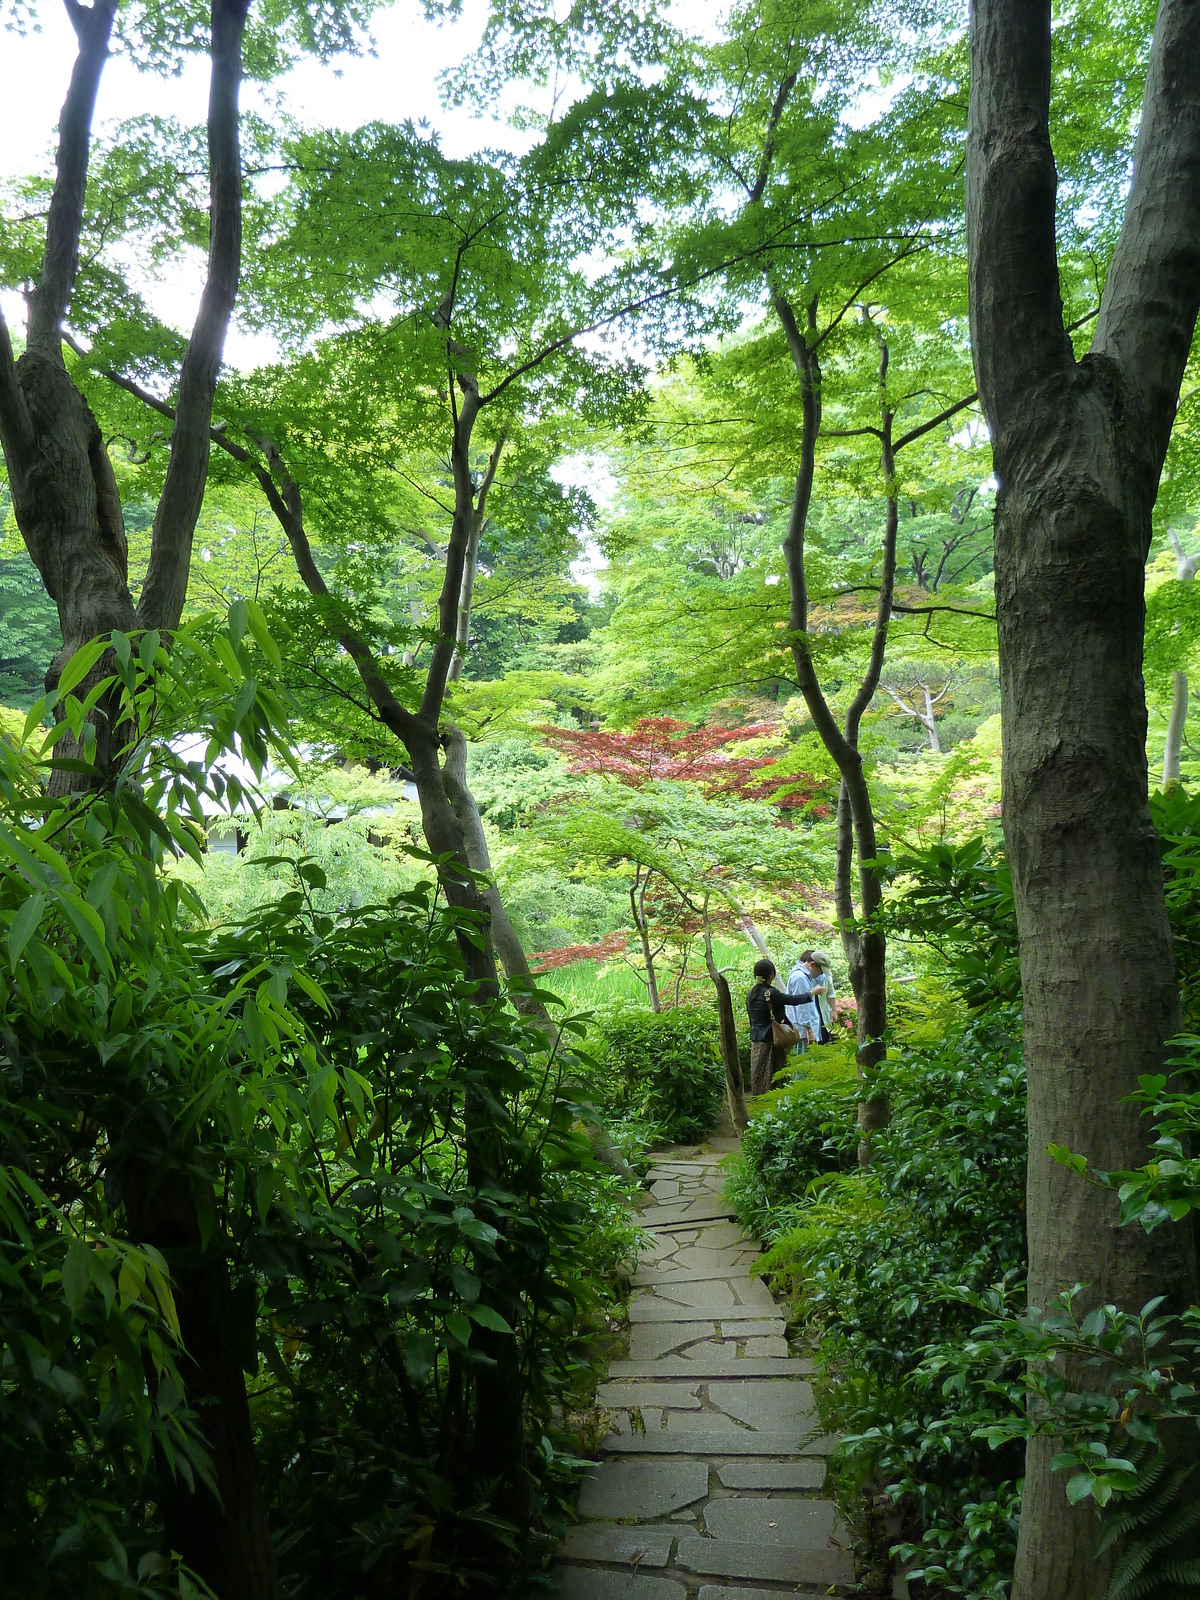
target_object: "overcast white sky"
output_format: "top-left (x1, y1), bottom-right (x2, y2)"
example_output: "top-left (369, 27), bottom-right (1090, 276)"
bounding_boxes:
top-left (0, 0), bottom-right (514, 180)
top-left (0, 0), bottom-right (529, 357)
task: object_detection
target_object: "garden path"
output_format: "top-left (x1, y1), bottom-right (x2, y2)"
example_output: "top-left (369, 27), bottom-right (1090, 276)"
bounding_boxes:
top-left (548, 1131), bottom-right (854, 1598)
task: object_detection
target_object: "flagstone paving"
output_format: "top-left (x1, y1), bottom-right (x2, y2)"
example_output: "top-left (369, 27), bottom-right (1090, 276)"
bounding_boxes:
top-left (548, 1138), bottom-right (853, 1598)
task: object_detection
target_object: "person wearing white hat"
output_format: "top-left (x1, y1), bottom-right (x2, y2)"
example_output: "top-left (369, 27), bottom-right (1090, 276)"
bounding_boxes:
top-left (784, 953), bottom-right (818, 1050)
top-left (805, 949), bottom-right (838, 1042)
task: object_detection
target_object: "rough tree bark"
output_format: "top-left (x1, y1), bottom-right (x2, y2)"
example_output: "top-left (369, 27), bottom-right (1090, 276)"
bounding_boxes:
top-left (0, 5), bottom-right (278, 1594)
top-left (446, 431), bottom-right (506, 683)
top-left (967, 2), bottom-right (1200, 1593)
top-left (702, 903), bottom-right (749, 1134)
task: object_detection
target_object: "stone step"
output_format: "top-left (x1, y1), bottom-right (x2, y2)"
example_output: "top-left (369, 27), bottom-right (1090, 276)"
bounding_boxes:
top-left (675, 1535), bottom-right (854, 1587)
top-left (630, 1266), bottom-right (767, 1288)
top-left (629, 1328), bottom-right (789, 1362)
top-left (642, 1203), bottom-right (739, 1230)
top-left (551, 1570), bottom-right (685, 1598)
top-left (703, 1496), bottom-right (843, 1548)
top-left (559, 1525), bottom-right (675, 1566)
top-left (717, 1460), bottom-right (827, 1490)
top-left (607, 1357), bottom-right (813, 1380)
top-left (602, 1429), bottom-right (837, 1457)
top-left (635, 1251), bottom-right (763, 1279)
top-left (698, 1587), bottom-right (845, 1599)
top-left (578, 1457), bottom-right (708, 1519)
top-left (629, 1301), bottom-right (783, 1325)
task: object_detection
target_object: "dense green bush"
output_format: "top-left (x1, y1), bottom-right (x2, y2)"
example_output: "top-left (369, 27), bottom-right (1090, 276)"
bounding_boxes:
top-left (724, 1073), bottom-right (860, 1236)
top-left (0, 620), bottom-right (636, 1600)
top-left (592, 1004), bottom-right (724, 1146)
top-left (730, 974), bottom-right (1028, 1600)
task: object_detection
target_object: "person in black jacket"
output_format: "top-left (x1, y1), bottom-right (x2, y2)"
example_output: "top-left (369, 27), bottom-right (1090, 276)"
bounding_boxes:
top-left (746, 957), bottom-right (792, 1094)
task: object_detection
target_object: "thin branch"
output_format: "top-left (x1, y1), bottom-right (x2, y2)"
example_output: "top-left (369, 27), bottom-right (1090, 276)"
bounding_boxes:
top-left (894, 601), bottom-right (997, 621)
top-left (0, 304), bottom-right (34, 464)
top-left (748, 61), bottom-right (799, 204)
top-left (893, 389), bottom-right (979, 452)
top-left (139, 0), bottom-right (251, 632)
top-left (28, 0), bottom-right (118, 355)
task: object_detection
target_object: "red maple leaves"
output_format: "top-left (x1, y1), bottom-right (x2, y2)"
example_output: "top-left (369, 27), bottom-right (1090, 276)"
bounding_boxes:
top-left (540, 716), bottom-right (821, 810)
top-left (528, 930), bottom-right (632, 972)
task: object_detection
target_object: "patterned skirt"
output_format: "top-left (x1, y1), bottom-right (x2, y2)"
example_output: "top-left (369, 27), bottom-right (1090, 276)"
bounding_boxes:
top-left (749, 1038), bottom-right (787, 1095)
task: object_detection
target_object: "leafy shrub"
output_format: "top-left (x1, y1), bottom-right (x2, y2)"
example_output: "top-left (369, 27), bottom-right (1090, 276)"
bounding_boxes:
top-left (593, 1005), bottom-right (724, 1145)
top-left (0, 620), bottom-right (636, 1600)
top-left (725, 1074), bottom-right (860, 1237)
top-left (731, 1008), bottom-right (1027, 1600)
top-left (466, 739), bottom-right (567, 831)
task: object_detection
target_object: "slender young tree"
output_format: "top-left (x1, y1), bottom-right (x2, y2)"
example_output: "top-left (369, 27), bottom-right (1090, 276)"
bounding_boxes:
top-left (967, 2), bottom-right (1200, 1593)
top-left (0, 6), bottom-right (284, 1592)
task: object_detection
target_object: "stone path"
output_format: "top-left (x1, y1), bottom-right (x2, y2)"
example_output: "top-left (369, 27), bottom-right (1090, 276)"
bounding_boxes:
top-left (549, 1141), bottom-right (854, 1598)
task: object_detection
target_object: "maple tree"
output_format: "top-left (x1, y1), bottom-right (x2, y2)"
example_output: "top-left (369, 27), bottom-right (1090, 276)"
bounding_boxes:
top-left (540, 715), bottom-right (819, 804)
top-left (528, 930), bottom-right (632, 973)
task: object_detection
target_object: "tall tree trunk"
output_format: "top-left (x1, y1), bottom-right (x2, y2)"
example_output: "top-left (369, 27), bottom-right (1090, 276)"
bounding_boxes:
top-left (446, 431), bottom-right (505, 685)
top-left (0, 5), bottom-right (280, 1584)
top-left (403, 719), bottom-right (530, 1526)
top-left (780, 319), bottom-right (895, 1151)
top-left (124, 1169), bottom-right (279, 1600)
top-left (704, 910), bottom-right (748, 1134)
top-left (441, 725), bottom-right (535, 992)
top-left (967, 3), bottom-right (1200, 1592)
top-left (1162, 530), bottom-right (1196, 788)
top-left (441, 725), bottom-right (634, 1178)
top-left (923, 686), bottom-right (942, 753)
top-left (0, 0), bottom-right (252, 790)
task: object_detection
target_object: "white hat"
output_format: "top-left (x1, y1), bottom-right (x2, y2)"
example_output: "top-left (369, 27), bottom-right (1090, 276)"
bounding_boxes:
top-left (808, 949), bottom-right (833, 969)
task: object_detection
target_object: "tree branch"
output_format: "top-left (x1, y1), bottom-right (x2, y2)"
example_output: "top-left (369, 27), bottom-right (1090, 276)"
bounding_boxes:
top-left (66, 334), bottom-right (423, 743)
top-left (748, 63), bottom-right (799, 204)
top-left (448, 428), bottom-right (507, 684)
top-left (894, 601), bottom-right (997, 621)
top-left (1092, 0), bottom-right (1200, 468)
top-left (0, 305), bottom-right (35, 475)
top-left (966, 0), bottom-right (1074, 437)
top-left (420, 385), bottom-right (481, 720)
top-left (27, 0), bottom-right (118, 356)
top-left (893, 388), bottom-right (979, 452)
top-left (843, 340), bottom-right (897, 753)
top-left (139, 0), bottom-right (250, 631)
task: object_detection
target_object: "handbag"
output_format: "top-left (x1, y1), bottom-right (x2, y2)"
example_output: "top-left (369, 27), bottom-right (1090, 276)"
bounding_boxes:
top-left (771, 1015), bottom-right (800, 1050)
